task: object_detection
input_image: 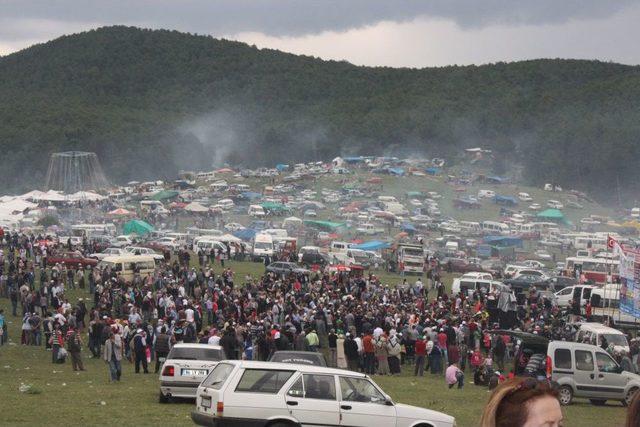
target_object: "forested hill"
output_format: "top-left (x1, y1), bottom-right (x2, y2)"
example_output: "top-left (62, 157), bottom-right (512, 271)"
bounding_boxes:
top-left (1, 26), bottom-right (639, 197)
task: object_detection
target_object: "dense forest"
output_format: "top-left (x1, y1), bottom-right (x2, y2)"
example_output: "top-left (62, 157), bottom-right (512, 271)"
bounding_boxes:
top-left (0, 26), bottom-right (639, 198)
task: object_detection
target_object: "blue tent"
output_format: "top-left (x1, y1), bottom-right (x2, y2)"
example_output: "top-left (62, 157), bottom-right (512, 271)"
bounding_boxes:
top-left (401, 223), bottom-right (417, 233)
top-left (351, 240), bottom-right (391, 251)
top-left (425, 167), bottom-right (441, 175)
top-left (275, 164), bottom-right (289, 171)
top-left (233, 228), bottom-right (257, 241)
top-left (483, 235), bottom-right (523, 247)
top-left (388, 167), bottom-right (405, 176)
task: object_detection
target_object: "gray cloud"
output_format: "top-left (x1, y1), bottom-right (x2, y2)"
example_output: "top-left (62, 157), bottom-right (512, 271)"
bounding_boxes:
top-left (0, 0), bottom-right (636, 38)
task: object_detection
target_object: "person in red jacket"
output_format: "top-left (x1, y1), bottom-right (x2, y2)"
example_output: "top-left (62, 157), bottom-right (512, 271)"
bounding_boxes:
top-left (414, 335), bottom-right (427, 376)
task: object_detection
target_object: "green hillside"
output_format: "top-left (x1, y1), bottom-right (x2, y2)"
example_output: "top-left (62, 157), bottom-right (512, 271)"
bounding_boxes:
top-left (1, 26), bottom-right (639, 197)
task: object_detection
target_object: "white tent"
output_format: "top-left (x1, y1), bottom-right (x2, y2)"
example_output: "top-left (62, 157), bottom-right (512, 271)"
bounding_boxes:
top-left (218, 233), bottom-right (242, 243)
top-left (184, 202), bottom-right (209, 213)
top-left (68, 191), bottom-right (106, 201)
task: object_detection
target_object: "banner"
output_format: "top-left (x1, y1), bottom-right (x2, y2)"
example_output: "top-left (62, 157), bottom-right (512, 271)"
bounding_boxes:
top-left (611, 236), bottom-right (640, 318)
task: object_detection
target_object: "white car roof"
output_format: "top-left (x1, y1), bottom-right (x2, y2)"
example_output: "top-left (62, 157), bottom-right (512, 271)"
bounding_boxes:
top-left (172, 343), bottom-right (223, 350)
top-left (220, 360), bottom-right (367, 377)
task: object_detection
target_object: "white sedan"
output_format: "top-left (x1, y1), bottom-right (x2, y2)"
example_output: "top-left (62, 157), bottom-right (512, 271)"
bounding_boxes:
top-left (89, 247), bottom-right (126, 260)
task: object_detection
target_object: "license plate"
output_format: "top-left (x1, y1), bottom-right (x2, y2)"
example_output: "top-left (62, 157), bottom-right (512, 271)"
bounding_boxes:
top-left (201, 396), bottom-right (212, 408)
top-left (182, 369), bottom-right (207, 376)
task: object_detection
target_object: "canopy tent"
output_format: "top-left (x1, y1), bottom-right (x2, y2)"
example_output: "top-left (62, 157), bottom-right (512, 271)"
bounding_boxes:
top-left (123, 219), bottom-right (154, 235)
top-left (387, 167), bottom-right (405, 176)
top-left (233, 228), bottom-right (257, 241)
top-left (351, 240), bottom-right (390, 251)
top-left (67, 191), bottom-right (106, 201)
top-left (283, 216), bottom-right (303, 227)
top-left (401, 223), bottom-right (417, 234)
top-left (150, 190), bottom-right (179, 201)
top-left (218, 233), bottom-right (242, 243)
top-left (303, 220), bottom-right (346, 231)
top-left (275, 164), bottom-right (289, 171)
top-left (260, 202), bottom-right (290, 213)
top-left (425, 167), bottom-right (441, 175)
top-left (108, 208), bottom-right (133, 216)
top-left (536, 209), bottom-right (565, 222)
top-left (184, 202), bottom-right (209, 213)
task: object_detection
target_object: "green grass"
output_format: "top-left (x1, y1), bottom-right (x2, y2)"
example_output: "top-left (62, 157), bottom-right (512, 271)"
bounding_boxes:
top-left (0, 260), bottom-right (628, 426)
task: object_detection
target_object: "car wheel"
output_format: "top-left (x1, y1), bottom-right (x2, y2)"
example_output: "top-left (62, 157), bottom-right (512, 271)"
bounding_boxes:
top-left (589, 399), bottom-right (606, 406)
top-left (623, 387), bottom-right (639, 407)
top-left (158, 391), bottom-right (171, 404)
top-left (558, 385), bottom-right (573, 406)
top-left (268, 422), bottom-right (298, 427)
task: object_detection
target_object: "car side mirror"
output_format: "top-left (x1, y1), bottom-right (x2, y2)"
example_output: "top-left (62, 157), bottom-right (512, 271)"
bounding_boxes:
top-left (384, 394), bottom-right (394, 406)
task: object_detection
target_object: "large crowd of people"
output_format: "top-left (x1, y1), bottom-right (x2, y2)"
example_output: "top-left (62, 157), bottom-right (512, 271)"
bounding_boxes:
top-left (2, 229), bottom-right (640, 425)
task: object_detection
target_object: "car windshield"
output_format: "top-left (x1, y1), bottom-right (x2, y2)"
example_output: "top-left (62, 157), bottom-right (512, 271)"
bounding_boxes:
top-left (254, 242), bottom-right (272, 250)
top-left (600, 334), bottom-right (628, 347)
top-left (167, 347), bottom-right (224, 361)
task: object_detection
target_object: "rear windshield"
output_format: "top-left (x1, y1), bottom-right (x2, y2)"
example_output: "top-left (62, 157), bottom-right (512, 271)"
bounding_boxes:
top-left (235, 369), bottom-right (294, 393)
top-left (168, 347), bottom-right (225, 361)
top-left (270, 353), bottom-right (324, 366)
top-left (599, 334), bottom-right (628, 347)
top-left (201, 363), bottom-right (234, 389)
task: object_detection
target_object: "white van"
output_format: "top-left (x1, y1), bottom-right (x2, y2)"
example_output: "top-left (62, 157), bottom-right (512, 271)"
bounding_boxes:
top-left (166, 232), bottom-right (188, 247)
top-left (452, 273), bottom-right (500, 296)
top-left (329, 241), bottom-right (351, 254)
top-left (444, 241), bottom-right (459, 255)
top-left (459, 221), bottom-right (482, 235)
top-left (192, 360), bottom-right (455, 427)
top-left (252, 233), bottom-right (274, 260)
top-left (576, 323), bottom-right (629, 353)
top-left (98, 255), bottom-right (156, 282)
top-left (555, 285), bottom-right (595, 307)
top-left (217, 198), bottom-right (235, 210)
top-left (248, 205), bottom-right (266, 217)
top-left (377, 195), bottom-right (398, 203)
top-left (547, 199), bottom-right (564, 209)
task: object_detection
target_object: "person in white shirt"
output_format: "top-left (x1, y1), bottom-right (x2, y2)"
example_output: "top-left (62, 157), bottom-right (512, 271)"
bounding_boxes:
top-left (208, 331), bottom-right (220, 345)
top-left (185, 306), bottom-right (195, 323)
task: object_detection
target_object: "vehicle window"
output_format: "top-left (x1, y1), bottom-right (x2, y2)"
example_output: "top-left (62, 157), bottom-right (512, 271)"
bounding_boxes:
top-left (303, 374), bottom-right (336, 400)
top-left (339, 377), bottom-right (386, 404)
top-left (287, 376), bottom-right (304, 398)
top-left (554, 349), bottom-right (572, 370)
top-left (558, 288), bottom-right (572, 296)
top-left (235, 369), bottom-right (294, 394)
top-left (201, 363), bottom-right (234, 389)
top-left (596, 352), bottom-right (619, 373)
top-left (575, 350), bottom-right (594, 371)
top-left (168, 347), bottom-right (225, 361)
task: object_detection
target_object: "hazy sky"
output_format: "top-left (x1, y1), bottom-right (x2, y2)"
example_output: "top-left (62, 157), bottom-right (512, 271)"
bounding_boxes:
top-left (1, 0), bottom-right (639, 67)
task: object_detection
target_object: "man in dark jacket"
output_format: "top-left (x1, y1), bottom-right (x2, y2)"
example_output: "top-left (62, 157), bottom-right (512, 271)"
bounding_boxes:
top-left (220, 327), bottom-right (237, 359)
top-left (133, 329), bottom-right (149, 373)
top-left (344, 333), bottom-right (360, 372)
top-left (155, 327), bottom-right (173, 373)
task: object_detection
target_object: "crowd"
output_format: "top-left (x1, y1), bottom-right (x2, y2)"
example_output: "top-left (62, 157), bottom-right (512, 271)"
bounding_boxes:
top-left (1, 230), bottom-right (639, 390)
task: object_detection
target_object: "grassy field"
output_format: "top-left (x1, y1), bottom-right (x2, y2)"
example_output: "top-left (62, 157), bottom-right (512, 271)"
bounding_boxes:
top-left (0, 260), bottom-right (628, 426)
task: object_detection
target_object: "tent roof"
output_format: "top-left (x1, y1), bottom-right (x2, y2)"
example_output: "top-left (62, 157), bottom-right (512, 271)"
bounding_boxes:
top-left (150, 190), bottom-right (179, 201)
top-left (261, 202), bottom-right (290, 211)
top-left (184, 202), bottom-right (209, 212)
top-left (303, 220), bottom-right (345, 230)
top-left (123, 219), bottom-right (154, 235)
top-left (536, 209), bottom-right (565, 219)
top-left (351, 240), bottom-right (390, 251)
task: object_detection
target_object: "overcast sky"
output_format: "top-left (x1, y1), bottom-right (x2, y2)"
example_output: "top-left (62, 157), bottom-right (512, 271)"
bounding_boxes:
top-left (2, 0), bottom-right (639, 67)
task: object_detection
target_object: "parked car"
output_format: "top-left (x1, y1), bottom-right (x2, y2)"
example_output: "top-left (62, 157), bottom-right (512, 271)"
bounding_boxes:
top-left (224, 222), bottom-right (246, 232)
top-left (159, 344), bottom-right (225, 403)
top-left (268, 351), bottom-right (327, 367)
top-left (494, 331), bottom-right (640, 407)
top-left (124, 246), bottom-right (165, 262)
top-left (88, 247), bottom-right (127, 260)
top-left (266, 262), bottom-right (310, 275)
top-left (47, 251), bottom-right (98, 267)
top-left (192, 360), bottom-right (455, 427)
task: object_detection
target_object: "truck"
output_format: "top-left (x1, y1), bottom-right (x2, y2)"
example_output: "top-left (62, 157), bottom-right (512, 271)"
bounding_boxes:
top-left (396, 243), bottom-right (425, 274)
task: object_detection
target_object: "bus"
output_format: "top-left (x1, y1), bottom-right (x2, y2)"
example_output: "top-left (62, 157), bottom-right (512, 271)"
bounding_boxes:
top-left (564, 256), bottom-right (619, 284)
top-left (481, 221), bottom-right (510, 235)
top-left (71, 223), bottom-right (117, 237)
top-left (574, 235), bottom-right (608, 251)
